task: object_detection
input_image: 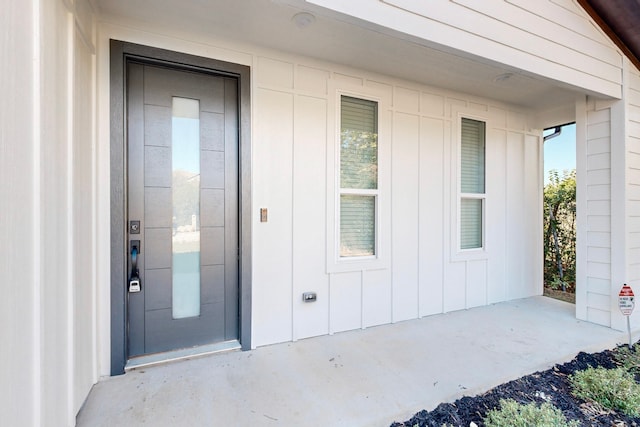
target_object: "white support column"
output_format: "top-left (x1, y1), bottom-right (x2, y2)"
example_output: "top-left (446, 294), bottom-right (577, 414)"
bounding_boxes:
top-left (575, 95), bottom-right (588, 321)
top-left (610, 93), bottom-right (628, 332)
top-left (0, 1), bottom-right (39, 426)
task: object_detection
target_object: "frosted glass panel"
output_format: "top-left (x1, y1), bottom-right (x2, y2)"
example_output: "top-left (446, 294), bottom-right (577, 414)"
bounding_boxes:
top-left (172, 97), bottom-right (201, 319)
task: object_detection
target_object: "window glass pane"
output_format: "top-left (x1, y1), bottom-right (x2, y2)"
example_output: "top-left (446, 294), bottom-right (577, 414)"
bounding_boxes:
top-left (461, 118), bottom-right (485, 194)
top-left (340, 195), bottom-right (375, 257)
top-left (461, 198), bottom-right (482, 249)
top-left (340, 96), bottom-right (378, 189)
top-left (172, 97), bottom-right (201, 319)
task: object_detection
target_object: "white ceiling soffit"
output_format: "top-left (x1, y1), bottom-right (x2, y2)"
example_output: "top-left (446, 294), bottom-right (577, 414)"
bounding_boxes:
top-left (98, 0), bottom-right (588, 110)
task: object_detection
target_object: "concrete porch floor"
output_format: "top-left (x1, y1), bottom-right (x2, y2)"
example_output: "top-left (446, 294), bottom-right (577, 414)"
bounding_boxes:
top-left (77, 297), bottom-right (636, 427)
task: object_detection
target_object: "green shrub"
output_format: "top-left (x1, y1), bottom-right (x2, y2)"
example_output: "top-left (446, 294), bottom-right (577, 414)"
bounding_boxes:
top-left (570, 366), bottom-right (640, 417)
top-left (614, 343), bottom-right (640, 375)
top-left (484, 399), bottom-right (578, 427)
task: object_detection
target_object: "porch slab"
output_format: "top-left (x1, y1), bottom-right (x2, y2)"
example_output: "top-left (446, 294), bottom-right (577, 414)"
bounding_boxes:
top-left (76, 297), bottom-right (636, 426)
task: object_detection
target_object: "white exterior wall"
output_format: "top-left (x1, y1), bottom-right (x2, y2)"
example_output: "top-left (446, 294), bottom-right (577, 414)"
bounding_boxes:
top-left (97, 21), bottom-right (543, 353)
top-left (1, 1), bottom-right (38, 425)
top-left (1, 0), bottom-right (98, 426)
top-left (305, 0), bottom-right (622, 99)
top-left (4, 0), bottom-right (638, 423)
top-left (622, 60), bottom-right (640, 330)
top-left (576, 58), bottom-right (640, 332)
top-left (576, 96), bottom-right (613, 327)
top-left (252, 58), bottom-right (542, 347)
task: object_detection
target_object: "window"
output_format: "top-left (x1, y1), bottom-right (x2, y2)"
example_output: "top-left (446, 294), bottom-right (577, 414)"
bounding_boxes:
top-left (339, 96), bottom-right (378, 257)
top-left (460, 117), bottom-right (485, 250)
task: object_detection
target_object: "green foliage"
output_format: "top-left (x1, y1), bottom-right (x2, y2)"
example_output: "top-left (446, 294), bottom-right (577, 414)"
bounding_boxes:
top-left (570, 366), bottom-right (640, 417)
top-left (484, 399), bottom-right (578, 427)
top-left (544, 169), bottom-right (576, 291)
top-left (614, 342), bottom-right (640, 375)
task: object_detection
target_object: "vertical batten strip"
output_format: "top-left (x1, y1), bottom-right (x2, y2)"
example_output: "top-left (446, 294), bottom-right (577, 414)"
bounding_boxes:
top-left (66, 6), bottom-right (75, 423)
top-left (32, 0), bottom-right (42, 425)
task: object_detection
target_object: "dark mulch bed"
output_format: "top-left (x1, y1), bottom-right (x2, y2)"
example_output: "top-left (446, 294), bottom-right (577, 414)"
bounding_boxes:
top-left (392, 345), bottom-right (640, 427)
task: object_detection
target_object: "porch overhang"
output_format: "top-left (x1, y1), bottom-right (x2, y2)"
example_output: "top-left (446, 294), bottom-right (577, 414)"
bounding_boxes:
top-left (97, 0), bottom-right (615, 116)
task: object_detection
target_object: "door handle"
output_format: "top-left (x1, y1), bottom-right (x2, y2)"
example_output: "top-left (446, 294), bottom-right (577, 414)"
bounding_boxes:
top-left (129, 241), bottom-right (141, 293)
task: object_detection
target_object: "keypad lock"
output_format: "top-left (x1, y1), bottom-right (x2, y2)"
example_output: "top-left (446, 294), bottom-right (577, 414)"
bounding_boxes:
top-left (129, 277), bottom-right (141, 293)
top-left (129, 242), bottom-right (141, 293)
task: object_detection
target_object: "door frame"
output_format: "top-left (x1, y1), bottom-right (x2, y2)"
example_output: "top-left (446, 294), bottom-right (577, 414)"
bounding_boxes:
top-left (110, 40), bottom-right (252, 375)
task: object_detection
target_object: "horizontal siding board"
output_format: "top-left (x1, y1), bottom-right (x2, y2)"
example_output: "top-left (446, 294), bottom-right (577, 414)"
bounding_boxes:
top-left (587, 183), bottom-right (610, 200)
top-left (629, 121), bottom-right (640, 139)
top-left (627, 184), bottom-right (640, 201)
top-left (628, 264), bottom-right (640, 282)
top-left (628, 232), bottom-right (640, 248)
top-left (587, 122), bottom-right (611, 140)
top-left (509, 0), bottom-right (615, 42)
top-left (587, 154), bottom-right (610, 171)
top-left (587, 261), bottom-right (611, 279)
top-left (587, 215), bottom-right (610, 232)
top-left (587, 200), bottom-right (610, 215)
top-left (587, 292), bottom-right (610, 311)
top-left (587, 108), bottom-right (611, 125)
top-left (310, 0), bottom-right (621, 97)
top-left (587, 277), bottom-right (611, 295)
top-left (388, 0), bottom-right (621, 84)
top-left (587, 231), bottom-right (611, 247)
top-left (587, 137), bottom-right (610, 155)
top-left (587, 246), bottom-right (610, 263)
top-left (628, 216), bottom-right (640, 233)
top-left (587, 169), bottom-right (610, 185)
top-left (628, 248), bottom-right (640, 261)
top-left (628, 152), bottom-right (640, 169)
top-left (627, 170), bottom-right (640, 186)
top-left (587, 307), bottom-right (610, 327)
top-left (455, 0), bottom-right (621, 67)
top-left (629, 137), bottom-right (640, 157)
top-left (628, 89), bottom-right (640, 108)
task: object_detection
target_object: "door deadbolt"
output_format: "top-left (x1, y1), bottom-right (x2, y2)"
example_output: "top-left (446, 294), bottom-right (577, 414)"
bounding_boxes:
top-left (130, 220), bottom-right (141, 234)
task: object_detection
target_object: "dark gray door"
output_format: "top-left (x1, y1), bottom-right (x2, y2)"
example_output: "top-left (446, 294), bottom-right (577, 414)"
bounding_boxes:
top-left (126, 62), bottom-right (239, 357)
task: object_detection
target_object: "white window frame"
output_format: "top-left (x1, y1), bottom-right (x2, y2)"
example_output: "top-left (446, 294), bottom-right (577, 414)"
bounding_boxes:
top-left (453, 112), bottom-right (488, 260)
top-left (326, 81), bottom-right (390, 273)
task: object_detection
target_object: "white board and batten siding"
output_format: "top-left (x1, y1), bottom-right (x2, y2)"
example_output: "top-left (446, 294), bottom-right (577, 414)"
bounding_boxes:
top-left (307, 0), bottom-right (622, 99)
top-left (252, 53), bottom-right (543, 347)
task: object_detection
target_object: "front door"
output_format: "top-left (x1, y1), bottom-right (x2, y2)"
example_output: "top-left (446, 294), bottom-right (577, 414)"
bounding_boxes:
top-left (126, 62), bottom-right (239, 358)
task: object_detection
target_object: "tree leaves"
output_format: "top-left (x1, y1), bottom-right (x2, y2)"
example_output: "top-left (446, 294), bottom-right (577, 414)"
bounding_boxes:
top-left (544, 169), bottom-right (576, 290)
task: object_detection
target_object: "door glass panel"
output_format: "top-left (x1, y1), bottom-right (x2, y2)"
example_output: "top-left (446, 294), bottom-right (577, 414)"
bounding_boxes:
top-left (172, 97), bottom-right (201, 319)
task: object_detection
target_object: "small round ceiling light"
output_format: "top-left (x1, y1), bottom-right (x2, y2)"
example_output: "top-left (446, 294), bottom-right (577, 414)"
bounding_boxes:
top-left (493, 72), bottom-right (513, 83)
top-left (292, 12), bottom-right (316, 29)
